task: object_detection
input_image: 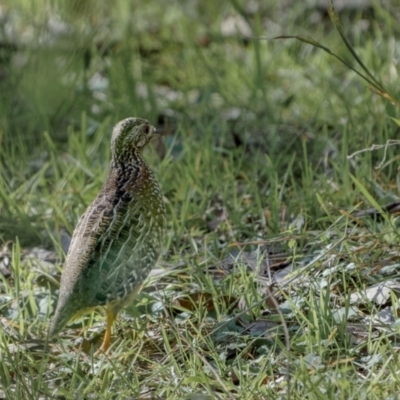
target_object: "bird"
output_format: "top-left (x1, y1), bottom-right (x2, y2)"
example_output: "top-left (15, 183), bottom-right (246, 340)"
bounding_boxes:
top-left (49, 117), bottom-right (166, 353)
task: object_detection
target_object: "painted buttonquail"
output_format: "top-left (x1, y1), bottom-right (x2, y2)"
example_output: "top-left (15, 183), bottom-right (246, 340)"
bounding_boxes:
top-left (49, 117), bottom-right (166, 352)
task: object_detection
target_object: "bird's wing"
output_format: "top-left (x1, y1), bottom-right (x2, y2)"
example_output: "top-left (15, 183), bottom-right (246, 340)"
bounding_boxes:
top-left (50, 168), bottom-right (145, 335)
top-left (59, 183), bottom-right (118, 296)
top-left (58, 168), bottom-right (146, 305)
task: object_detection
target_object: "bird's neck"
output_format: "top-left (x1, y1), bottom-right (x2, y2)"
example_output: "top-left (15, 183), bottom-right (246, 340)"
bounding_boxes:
top-left (112, 148), bottom-right (144, 169)
top-left (111, 151), bottom-right (156, 198)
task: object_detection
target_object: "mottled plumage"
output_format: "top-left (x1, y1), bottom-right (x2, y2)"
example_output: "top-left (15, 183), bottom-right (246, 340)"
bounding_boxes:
top-left (49, 118), bottom-right (166, 352)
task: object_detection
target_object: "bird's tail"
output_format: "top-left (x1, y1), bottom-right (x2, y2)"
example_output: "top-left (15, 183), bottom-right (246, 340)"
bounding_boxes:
top-left (48, 290), bottom-right (78, 338)
top-left (48, 305), bottom-right (70, 338)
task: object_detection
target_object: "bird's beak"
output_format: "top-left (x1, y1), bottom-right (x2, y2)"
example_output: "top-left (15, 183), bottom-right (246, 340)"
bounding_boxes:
top-left (149, 125), bottom-right (162, 139)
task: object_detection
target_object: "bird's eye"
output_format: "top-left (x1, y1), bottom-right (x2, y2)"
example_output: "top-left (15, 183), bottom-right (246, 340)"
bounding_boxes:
top-left (143, 125), bottom-right (150, 134)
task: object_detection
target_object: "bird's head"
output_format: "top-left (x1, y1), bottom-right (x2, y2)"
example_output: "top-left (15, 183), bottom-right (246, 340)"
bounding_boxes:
top-left (111, 117), bottom-right (159, 161)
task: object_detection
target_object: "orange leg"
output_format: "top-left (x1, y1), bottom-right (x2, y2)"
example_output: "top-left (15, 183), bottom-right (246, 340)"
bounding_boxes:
top-left (97, 309), bottom-right (115, 353)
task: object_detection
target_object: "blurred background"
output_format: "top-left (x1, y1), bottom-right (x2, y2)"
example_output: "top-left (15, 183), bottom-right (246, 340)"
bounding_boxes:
top-left (3, 0), bottom-right (397, 145)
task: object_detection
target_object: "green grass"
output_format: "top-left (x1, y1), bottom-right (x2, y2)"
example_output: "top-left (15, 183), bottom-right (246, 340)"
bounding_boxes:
top-left (2, 1), bottom-right (400, 399)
